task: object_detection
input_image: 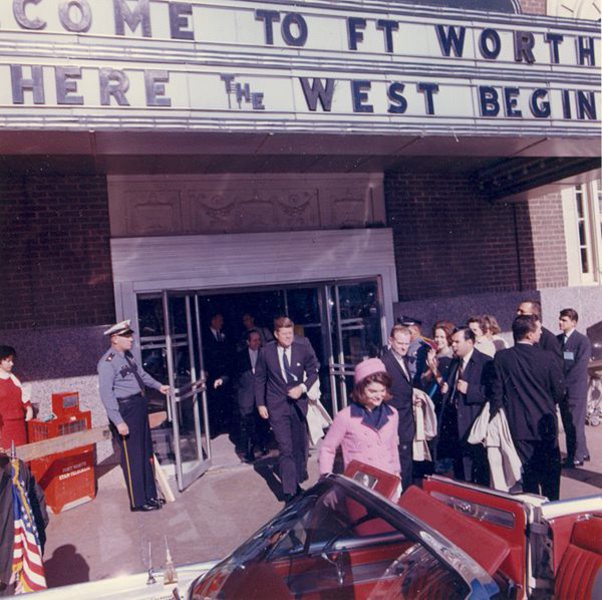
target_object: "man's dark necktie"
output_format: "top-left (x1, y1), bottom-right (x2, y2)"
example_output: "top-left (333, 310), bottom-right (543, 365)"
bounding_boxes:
top-left (452, 362), bottom-right (464, 407)
top-left (283, 350), bottom-right (296, 385)
top-left (125, 352), bottom-right (146, 397)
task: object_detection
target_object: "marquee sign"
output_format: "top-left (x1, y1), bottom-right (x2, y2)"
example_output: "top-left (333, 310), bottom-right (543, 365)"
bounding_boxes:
top-left (0, 0), bottom-right (599, 135)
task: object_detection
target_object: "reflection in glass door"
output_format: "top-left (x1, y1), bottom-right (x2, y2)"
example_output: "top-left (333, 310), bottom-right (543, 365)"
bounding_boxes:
top-left (328, 279), bottom-right (383, 411)
top-left (163, 292), bottom-right (212, 491)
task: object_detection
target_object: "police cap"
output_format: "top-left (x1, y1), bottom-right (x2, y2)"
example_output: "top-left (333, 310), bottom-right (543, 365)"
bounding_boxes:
top-left (103, 319), bottom-right (135, 337)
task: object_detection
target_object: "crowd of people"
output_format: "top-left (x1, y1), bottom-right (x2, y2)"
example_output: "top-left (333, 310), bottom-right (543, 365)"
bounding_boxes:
top-left (92, 299), bottom-right (593, 510)
top-left (318, 300), bottom-right (593, 503)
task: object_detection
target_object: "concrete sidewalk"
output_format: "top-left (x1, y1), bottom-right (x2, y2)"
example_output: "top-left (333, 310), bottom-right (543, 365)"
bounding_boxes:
top-left (42, 425), bottom-right (602, 589)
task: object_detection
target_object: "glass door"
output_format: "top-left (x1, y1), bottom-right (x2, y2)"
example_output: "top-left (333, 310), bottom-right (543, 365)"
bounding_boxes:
top-left (162, 291), bottom-right (212, 491)
top-left (328, 279), bottom-right (384, 411)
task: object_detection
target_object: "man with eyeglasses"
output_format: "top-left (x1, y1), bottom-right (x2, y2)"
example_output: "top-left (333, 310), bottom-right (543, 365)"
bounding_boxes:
top-left (98, 320), bottom-right (170, 512)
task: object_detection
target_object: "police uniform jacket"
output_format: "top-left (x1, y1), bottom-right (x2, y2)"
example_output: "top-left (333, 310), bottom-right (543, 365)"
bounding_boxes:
top-left (97, 349), bottom-right (163, 426)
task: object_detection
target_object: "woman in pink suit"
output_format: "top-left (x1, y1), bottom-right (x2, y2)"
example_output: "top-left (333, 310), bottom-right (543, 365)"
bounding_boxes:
top-left (319, 358), bottom-right (400, 478)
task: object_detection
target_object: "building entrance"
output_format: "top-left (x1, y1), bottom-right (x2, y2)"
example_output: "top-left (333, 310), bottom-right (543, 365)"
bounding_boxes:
top-left (136, 279), bottom-right (384, 491)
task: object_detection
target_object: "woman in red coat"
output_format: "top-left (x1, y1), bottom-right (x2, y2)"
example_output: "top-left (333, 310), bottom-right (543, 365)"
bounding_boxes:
top-left (0, 346), bottom-right (33, 449)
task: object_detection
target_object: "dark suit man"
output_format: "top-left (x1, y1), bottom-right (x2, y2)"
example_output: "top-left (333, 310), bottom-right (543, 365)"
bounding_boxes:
top-left (204, 313), bottom-right (234, 434)
top-left (235, 330), bottom-right (262, 463)
top-left (491, 315), bottom-right (564, 499)
top-left (255, 317), bottom-right (319, 502)
top-left (516, 300), bottom-right (563, 364)
top-left (381, 325), bottom-right (416, 491)
top-left (557, 308), bottom-right (592, 467)
top-left (440, 328), bottom-right (493, 485)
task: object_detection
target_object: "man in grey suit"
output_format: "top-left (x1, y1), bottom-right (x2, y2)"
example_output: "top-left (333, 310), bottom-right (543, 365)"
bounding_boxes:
top-left (558, 308), bottom-right (592, 467)
top-left (236, 329), bottom-right (262, 463)
top-left (255, 316), bottom-right (320, 503)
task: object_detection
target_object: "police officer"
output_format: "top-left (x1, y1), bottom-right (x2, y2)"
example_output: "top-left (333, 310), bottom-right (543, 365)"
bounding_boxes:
top-left (98, 320), bottom-right (169, 512)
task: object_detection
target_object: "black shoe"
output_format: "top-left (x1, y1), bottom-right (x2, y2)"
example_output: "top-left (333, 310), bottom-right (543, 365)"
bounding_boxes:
top-left (243, 452), bottom-right (255, 464)
top-left (131, 503), bottom-right (161, 512)
top-left (584, 455), bottom-right (591, 462)
top-left (147, 498), bottom-right (165, 508)
top-left (572, 459), bottom-right (585, 467)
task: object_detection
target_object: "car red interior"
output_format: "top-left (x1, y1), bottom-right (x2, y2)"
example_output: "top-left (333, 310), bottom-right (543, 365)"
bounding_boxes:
top-left (553, 515), bottom-right (602, 600)
top-left (419, 476), bottom-right (533, 591)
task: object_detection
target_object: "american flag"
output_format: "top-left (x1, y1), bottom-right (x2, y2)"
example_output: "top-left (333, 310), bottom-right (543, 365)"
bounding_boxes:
top-left (10, 460), bottom-right (47, 594)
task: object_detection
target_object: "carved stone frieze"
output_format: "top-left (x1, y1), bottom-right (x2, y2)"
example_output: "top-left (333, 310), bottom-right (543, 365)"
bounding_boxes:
top-left (108, 175), bottom-right (384, 237)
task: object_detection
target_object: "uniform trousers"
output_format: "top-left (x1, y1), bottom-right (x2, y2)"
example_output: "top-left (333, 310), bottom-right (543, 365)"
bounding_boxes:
top-left (514, 438), bottom-right (561, 501)
top-left (270, 402), bottom-right (308, 496)
top-left (112, 394), bottom-right (157, 508)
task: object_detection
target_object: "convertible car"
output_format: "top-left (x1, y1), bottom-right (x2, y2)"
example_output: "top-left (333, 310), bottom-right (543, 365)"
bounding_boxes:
top-left (188, 461), bottom-right (601, 600)
top-left (33, 461), bottom-right (601, 599)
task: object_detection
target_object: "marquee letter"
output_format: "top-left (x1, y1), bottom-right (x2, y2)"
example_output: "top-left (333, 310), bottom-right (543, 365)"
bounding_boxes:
top-left (113, 0), bottom-right (151, 37)
top-left (435, 25), bottom-right (466, 57)
top-left (576, 90), bottom-right (597, 120)
top-left (529, 89), bottom-right (550, 118)
top-left (282, 13), bottom-right (308, 47)
top-left (255, 10), bottom-right (280, 45)
top-left (503, 87), bottom-right (522, 117)
top-left (376, 20), bottom-right (399, 53)
top-left (99, 68), bottom-right (130, 105)
top-left (145, 70), bottom-right (171, 106)
top-left (169, 2), bottom-right (193, 40)
top-left (55, 66), bottom-right (83, 105)
top-left (58, 0), bottom-right (92, 33)
top-left (299, 78), bottom-right (335, 111)
top-left (544, 33), bottom-right (563, 64)
top-left (561, 89), bottom-right (571, 119)
top-left (514, 31), bottom-right (535, 64)
top-left (347, 17), bottom-right (366, 50)
top-left (387, 82), bottom-right (407, 113)
top-left (479, 29), bottom-right (501, 60)
top-left (351, 80), bottom-right (373, 113)
top-left (10, 65), bottom-right (45, 104)
top-left (479, 86), bottom-right (499, 116)
top-left (417, 82), bottom-right (439, 115)
top-left (13, 0), bottom-right (46, 30)
top-left (577, 37), bottom-right (595, 66)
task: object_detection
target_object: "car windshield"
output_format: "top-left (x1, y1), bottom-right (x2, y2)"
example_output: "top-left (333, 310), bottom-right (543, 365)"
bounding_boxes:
top-left (190, 477), bottom-right (499, 599)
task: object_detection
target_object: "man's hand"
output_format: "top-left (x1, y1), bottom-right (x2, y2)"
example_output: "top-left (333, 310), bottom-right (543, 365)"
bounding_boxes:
top-left (25, 406), bottom-right (34, 421)
top-left (159, 385), bottom-right (170, 395)
top-left (258, 406), bottom-right (269, 420)
top-left (440, 381), bottom-right (449, 395)
top-left (457, 380), bottom-right (468, 394)
top-left (117, 422), bottom-right (130, 436)
top-left (287, 384), bottom-right (304, 400)
top-left (213, 378), bottom-right (223, 389)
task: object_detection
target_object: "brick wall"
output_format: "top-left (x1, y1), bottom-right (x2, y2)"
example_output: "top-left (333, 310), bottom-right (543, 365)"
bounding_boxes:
top-left (384, 172), bottom-right (567, 300)
top-left (0, 175), bottom-right (115, 330)
top-left (524, 192), bottom-right (569, 288)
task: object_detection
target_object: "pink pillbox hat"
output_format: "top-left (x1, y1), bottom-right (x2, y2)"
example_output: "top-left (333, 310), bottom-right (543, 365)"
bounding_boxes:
top-left (354, 358), bottom-right (387, 384)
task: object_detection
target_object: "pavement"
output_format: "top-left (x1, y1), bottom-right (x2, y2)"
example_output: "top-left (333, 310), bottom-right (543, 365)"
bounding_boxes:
top-left (41, 424), bottom-right (602, 590)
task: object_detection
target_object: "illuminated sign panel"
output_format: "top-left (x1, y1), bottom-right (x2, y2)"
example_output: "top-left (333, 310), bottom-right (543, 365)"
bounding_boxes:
top-left (0, 0), bottom-right (599, 135)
